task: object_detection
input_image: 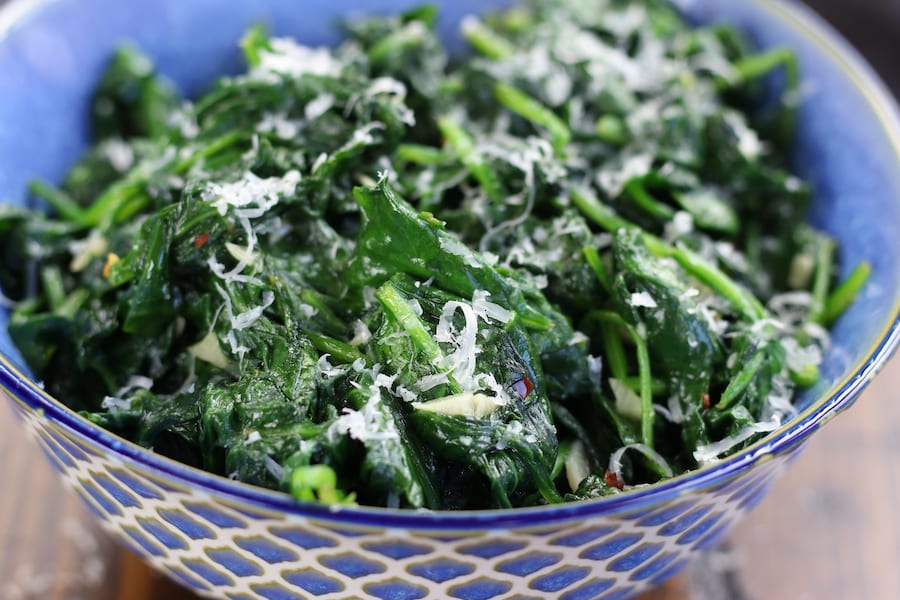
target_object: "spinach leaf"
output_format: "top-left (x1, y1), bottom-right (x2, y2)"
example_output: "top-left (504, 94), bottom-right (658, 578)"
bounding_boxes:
top-left (0, 0), bottom-right (869, 508)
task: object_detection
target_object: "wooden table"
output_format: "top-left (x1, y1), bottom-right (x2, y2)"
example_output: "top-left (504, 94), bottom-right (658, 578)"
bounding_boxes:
top-left (3, 355), bottom-right (899, 600)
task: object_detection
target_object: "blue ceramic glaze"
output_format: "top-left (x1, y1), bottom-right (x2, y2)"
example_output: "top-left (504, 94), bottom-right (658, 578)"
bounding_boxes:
top-left (1, 1), bottom-right (899, 598)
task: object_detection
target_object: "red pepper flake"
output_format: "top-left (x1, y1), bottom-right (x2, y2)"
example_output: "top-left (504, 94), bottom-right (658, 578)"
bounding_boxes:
top-left (604, 470), bottom-right (625, 490)
top-left (193, 232), bottom-right (210, 248)
top-left (701, 392), bottom-right (711, 410)
top-left (513, 376), bottom-right (534, 399)
top-left (102, 253), bottom-right (120, 279)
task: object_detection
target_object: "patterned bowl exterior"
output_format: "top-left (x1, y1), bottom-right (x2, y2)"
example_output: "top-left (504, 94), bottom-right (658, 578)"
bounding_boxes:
top-left (2, 0), bottom-right (900, 599)
top-left (4, 387), bottom-right (805, 600)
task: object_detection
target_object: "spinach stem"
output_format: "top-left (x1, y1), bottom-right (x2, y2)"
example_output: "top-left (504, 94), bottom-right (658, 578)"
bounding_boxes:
top-left (583, 245), bottom-right (612, 293)
top-left (570, 186), bottom-right (631, 232)
top-left (239, 25), bottom-right (270, 67)
top-left (596, 115), bottom-right (628, 145)
top-left (82, 179), bottom-right (144, 229)
top-left (624, 179), bottom-right (675, 219)
top-left (809, 236), bottom-right (836, 324)
top-left (527, 459), bottom-right (564, 504)
top-left (177, 207), bottom-right (221, 239)
top-left (732, 47), bottom-right (798, 88)
top-left (368, 23), bottom-right (427, 65)
top-left (587, 310), bottom-right (654, 449)
top-left (600, 325), bottom-right (628, 381)
top-left (299, 289), bottom-right (347, 337)
top-left (550, 439), bottom-right (571, 480)
top-left (376, 281), bottom-right (462, 394)
top-left (823, 261), bottom-right (871, 325)
top-left (397, 144), bottom-right (448, 165)
top-left (57, 289), bottom-right (90, 319)
top-left (790, 362), bottom-right (820, 388)
top-left (29, 180), bottom-right (84, 223)
top-left (81, 132), bottom-right (250, 228)
top-left (493, 81), bottom-right (571, 154)
top-left (39, 265), bottom-right (66, 311)
top-left (437, 116), bottom-right (505, 203)
top-left (461, 17), bottom-right (515, 60)
top-left (623, 376), bottom-right (667, 396)
top-left (304, 330), bottom-right (364, 364)
top-left (718, 47), bottom-right (799, 142)
top-left (717, 350), bottom-right (765, 410)
top-left (666, 245), bottom-right (767, 321)
top-left (174, 130), bottom-right (249, 174)
top-left (573, 186), bottom-right (766, 321)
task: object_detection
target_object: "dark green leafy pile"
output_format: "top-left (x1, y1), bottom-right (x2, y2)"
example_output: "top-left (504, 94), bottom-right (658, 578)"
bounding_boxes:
top-left (0, 0), bottom-right (869, 509)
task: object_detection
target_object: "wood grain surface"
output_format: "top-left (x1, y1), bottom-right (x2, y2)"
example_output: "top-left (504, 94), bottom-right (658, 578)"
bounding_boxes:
top-left (3, 357), bottom-right (899, 600)
top-left (1, 1), bottom-right (897, 599)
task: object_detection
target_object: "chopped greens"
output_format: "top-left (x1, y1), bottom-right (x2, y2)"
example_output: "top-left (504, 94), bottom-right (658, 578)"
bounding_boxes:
top-left (0, 0), bottom-right (869, 509)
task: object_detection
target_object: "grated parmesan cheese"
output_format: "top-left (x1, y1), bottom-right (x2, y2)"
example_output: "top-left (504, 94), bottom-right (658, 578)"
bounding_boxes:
top-left (264, 456), bottom-right (285, 481)
top-left (204, 170), bottom-right (299, 218)
top-left (251, 38), bottom-right (344, 81)
top-left (434, 299), bottom-right (482, 388)
top-left (367, 77), bottom-right (416, 126)
top-left (304, 93), bottom-right (335, 121)
top-left (693, 415), bottom-right (781, 464)
top-left (413, 372), bottom-right (451, 393)
top-left (103, 138), bottom-right (135, 172)
top-left (101, 395), bottom-right (133, 413)
top-left (204, 170), bottom-right (299, 286)
top-left (724, 111), bottom-right (766, 159)
top-left (664, 211), bottom-right (694, 241)
top-left (471, 290), bottom-right (513, 324)
top-left (231, 290), bottom-right (275, 331)
top-left (609, 443), bottom-right (673, 480)
top-left (629, 291), bottom-right (658, 309)
top-left (395, 385), bottom-right (418, 403)
top-left (316, 354), bottom-right (344, 378)
top-left (349, 320), bottom-right (373, 347)
top-left (169, 108), bottom-right (200, 138)
top-left (257, 111), bottom-right (302, 139)
top-left (212, 283), bottom-right (275, 360)
top-left (597, 152), bottom-right (653, 197)
top-left (330, 369), bottom-right (400, 443)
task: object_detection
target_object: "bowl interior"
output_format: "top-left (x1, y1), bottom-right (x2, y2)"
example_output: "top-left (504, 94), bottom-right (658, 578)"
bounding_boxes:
top-left (684, 0), bottom-right (900, 410)
top-left (0, 0), bottom-right (898, 477)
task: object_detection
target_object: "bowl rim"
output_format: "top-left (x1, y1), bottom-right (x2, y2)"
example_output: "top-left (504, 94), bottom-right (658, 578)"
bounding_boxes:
top-left (1, 0), bottom-right (899, 529)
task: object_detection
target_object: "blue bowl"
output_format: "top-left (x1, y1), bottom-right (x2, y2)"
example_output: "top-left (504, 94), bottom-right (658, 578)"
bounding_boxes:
top-left (1, 0), bottom-right (899, 598)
